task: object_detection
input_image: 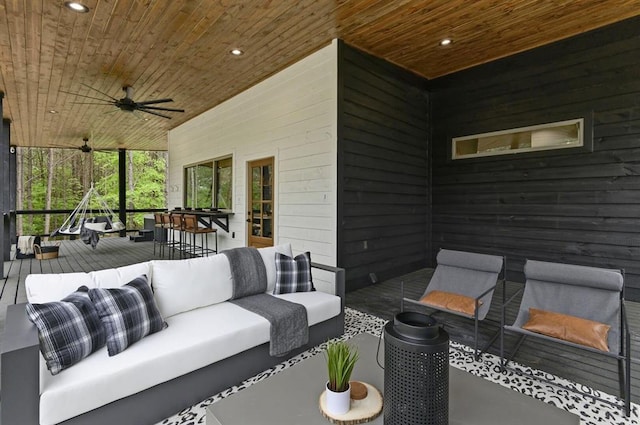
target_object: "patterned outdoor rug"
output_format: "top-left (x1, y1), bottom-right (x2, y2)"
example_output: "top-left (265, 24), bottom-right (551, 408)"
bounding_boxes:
top-left (158, 308), bottom-right (638, 425)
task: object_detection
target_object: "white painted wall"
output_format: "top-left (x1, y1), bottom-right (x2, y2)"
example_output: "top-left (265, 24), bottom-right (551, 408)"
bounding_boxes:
top-left (167, 41), bottom-right (338, 266)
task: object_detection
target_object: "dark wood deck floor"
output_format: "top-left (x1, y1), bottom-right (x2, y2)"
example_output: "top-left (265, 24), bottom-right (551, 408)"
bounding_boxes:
top-left (2, 237), bottom-right (639, 407)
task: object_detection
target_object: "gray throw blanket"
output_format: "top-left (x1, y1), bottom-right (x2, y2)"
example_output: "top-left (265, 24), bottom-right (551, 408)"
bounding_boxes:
top-left (80, 226), bottom-right (99, 249)
top-left (223, 247), bottom-right (308, 356)
top-left (223, 247), bottom-right (267, 299)
top-left (231, 294), bottom-right (308, 356)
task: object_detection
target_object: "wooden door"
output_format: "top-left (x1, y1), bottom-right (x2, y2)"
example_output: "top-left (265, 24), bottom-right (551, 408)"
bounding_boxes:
top-left (247, 157), bottom-right (274, 248)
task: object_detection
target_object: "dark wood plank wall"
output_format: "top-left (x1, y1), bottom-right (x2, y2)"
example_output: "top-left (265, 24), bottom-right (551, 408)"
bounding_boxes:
top-left (337, 41), bottom-right (430, 291)
top-left (429, 17), bottom-right (640, 300)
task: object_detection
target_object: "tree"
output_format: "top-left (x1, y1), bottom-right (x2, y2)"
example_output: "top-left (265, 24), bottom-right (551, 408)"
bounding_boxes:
top-left (16, 148), bottom-right (167, 236)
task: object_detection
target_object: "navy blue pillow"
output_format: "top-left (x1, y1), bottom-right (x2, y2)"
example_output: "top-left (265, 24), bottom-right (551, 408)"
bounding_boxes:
top-left (26, 286), bottom-right (106, 375)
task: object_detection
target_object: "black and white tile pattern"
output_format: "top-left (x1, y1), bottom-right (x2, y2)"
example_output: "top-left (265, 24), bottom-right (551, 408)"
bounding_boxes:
top-left (158, 308), bottom-right (638, 425)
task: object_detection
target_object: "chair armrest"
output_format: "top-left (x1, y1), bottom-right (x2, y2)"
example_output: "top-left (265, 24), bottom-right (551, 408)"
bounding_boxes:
top-left (1, 303), bottom-right (40, 425)
top-left (476, 283), bottom-right (497, 300)
top-left (621, 300), bottom-right (631, 352)
top-left (502, 285), bottom-right (524, 309)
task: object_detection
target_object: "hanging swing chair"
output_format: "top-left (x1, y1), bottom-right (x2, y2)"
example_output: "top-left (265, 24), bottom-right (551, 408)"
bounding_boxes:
top-left (52, 184), bottom-right (125, 248)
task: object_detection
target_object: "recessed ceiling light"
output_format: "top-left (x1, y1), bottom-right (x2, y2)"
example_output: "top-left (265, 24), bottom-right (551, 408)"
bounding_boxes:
top-left (64, 2), bottom-right (90, 13)
top-left (439, 38), bottom-right (452, 46)
top-left (49, 110), bottom-right (58, 114)
top-left (230, 48), bottom-right (244, 56)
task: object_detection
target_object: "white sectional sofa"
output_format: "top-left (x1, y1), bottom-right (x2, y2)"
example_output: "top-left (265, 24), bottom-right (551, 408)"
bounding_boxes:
top-left (1, 245), bottom-right (345, 425)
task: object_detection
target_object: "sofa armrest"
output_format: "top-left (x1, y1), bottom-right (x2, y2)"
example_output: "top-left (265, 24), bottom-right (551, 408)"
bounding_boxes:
top-left (311, 262), bottom-right (345, 333)
top-left (311, 262), bottom-right (345, 300)
top-left (1, 303), bottom-right (40, 425)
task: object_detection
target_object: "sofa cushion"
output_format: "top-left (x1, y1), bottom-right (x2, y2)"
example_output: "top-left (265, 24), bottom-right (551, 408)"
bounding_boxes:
top-left (274, 252), bottom-right (315, 294)
top-left (258, 243), bottom-right (293, 293)
top-left (90, 262), bottom-right (153, 289)
top-left (89, 275), bottom-right (166, 356)
top-left (273, 291), bottom-right (341, 325)
top-left (38, 290), bottom-right (342, 425)
top-left (151, 255), bottom-right (233, 318)
top-left (25, 273), bottom-right (95, 304)
top-left (24, 263), bottom-right (153, 304)
top-left (39, 302), bottom-right (272, 425)
top-left (26, 286), bottom-right (106, 375)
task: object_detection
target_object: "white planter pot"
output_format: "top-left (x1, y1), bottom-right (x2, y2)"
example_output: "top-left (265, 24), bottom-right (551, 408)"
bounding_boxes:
top-left (325, 382), bottom-right (351, 415)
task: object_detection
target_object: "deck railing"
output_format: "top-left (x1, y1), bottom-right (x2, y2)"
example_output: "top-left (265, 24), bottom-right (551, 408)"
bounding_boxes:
top-left (12, 208), bottom-right (166, 237)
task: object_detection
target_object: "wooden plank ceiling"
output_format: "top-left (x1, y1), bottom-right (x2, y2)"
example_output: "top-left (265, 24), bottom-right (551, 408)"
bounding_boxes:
top-left (1, 0), bottom-right (639, 151)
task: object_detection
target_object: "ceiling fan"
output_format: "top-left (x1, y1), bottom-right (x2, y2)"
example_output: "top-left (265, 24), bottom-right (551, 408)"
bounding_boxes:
top-left (50, 136), bottom-right (102, 153)
top-left (64, 84), bottom-right (185, 119)
top-left (78, 137), bottom-right (92, 153)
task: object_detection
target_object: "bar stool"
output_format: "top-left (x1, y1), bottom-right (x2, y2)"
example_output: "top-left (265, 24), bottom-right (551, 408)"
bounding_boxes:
top-left (170, 213), bottom-right (186, 259)
top-left (160, 213), bottom-right (175, 257)
top-left (183, 214), bottom-right (218, 257)
top-left (153, 213), bottom-right (167, 257)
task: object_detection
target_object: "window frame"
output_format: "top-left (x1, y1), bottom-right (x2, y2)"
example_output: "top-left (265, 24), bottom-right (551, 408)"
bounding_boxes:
top-left (451, 118), bottom-right (585, 160)
top-left (183, 155), bottom-right (233, 210)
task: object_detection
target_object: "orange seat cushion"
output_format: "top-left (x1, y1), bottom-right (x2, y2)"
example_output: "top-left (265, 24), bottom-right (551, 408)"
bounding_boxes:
top-left (522, 308), bottom-right (610, 351)
top-left (419, 290), bottom-right (481, 316)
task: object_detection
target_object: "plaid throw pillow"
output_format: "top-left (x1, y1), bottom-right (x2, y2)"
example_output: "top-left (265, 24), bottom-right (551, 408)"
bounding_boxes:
top-left (273, 252), bottom-right (315, 294)
top-left (89, 275), bottom-right (166, 356)
top-left (26, 286), bottom-right (106, 375)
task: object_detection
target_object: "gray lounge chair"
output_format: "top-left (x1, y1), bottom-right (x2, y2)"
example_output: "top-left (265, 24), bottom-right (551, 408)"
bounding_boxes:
top-left (402, 248), bottom-right (505, 359)
top-left (500, 259), bottom-right (631, 416)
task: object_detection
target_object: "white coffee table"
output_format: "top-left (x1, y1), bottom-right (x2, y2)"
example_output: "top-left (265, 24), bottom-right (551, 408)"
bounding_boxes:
top-left (206, 333), bottom-right (579, 425)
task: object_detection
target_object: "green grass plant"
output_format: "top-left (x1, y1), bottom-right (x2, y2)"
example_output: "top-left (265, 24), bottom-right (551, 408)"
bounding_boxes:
top-left (325, 340), bottom-right (359, 392)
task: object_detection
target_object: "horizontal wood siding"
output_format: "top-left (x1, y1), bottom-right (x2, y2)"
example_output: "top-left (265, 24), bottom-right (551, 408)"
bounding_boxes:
top-left (338, 42), bottom-right (429, 291)
top-left (168, 42), bottom-right (338, 266)
top-left (429, 16), bottom-right (640, 300)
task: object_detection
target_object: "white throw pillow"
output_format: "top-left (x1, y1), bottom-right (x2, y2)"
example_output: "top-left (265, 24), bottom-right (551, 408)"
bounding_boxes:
top-left (25, 273), bottom-right (95, 303)
top-left (83, 222), bottom-right (107, 232)
top-left (151, 255), bottom-right (233, 318)
top-left (258, 243), bottom-right (293, 293)
top-left (90, 262), bottom-right (152, 289)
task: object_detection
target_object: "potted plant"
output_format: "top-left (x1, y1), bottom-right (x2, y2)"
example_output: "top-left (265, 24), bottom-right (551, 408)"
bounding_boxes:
top-left (324, 340), bottom-right (359, 415)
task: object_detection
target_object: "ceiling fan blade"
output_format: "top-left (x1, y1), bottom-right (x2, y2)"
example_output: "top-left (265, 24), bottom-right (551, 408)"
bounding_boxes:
top-left (138, 109), bottom-right (172, 119)
top-left (60, 90), bottom-right (116, 103)
top-left (72, 102), bottom-right (113, 105)
top-left (136, 98), bottom-right (174, 105)
top-left (138, 105), bottom-right (185, 112)
top-left (80, 83), bottom-right (118, 101)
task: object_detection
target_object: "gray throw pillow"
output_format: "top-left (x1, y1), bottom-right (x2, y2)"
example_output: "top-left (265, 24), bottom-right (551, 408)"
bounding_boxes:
top-left (273, 252), bottom-right (315, 294)
top-left (89, 275), bottom-right (166, 356)
top-left (26, 286), bottom-right (106, 375)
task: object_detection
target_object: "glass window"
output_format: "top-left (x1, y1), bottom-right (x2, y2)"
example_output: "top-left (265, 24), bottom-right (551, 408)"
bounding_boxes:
top-left (216, 157), bottom-right (232, 209)
top-left (452, 118), bottom-right (584, 160)
top-left (184, 156), bottom-right (232, 209)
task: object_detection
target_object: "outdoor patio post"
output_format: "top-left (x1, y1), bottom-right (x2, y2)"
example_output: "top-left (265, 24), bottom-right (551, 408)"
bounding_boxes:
top-left (0, 92), bottom-right (7, 275)
top-left (2, 119), bottom-right (11, 261)
top-left (9, 141), bottom-right (16, 247)
top-left (118, 148), bottom-right (126, 237)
